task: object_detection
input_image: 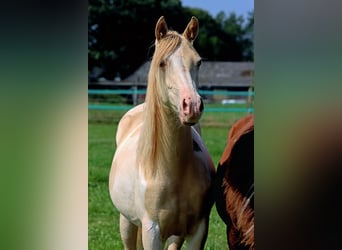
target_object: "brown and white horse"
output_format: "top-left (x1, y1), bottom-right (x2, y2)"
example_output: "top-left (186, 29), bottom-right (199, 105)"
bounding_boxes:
top-left (109, 16), bottom-right (215, 249)
top-left (215, 114), bottom-right (254, 250)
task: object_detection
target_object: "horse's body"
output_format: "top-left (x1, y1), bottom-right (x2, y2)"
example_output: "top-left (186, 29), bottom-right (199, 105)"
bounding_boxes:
top-left (109, 16), bottom-right (215, 250)
top-left (215, 114), bottom-right (254, 250)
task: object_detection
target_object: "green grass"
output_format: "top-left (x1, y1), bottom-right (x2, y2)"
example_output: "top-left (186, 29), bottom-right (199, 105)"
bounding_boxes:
top-left (89, 108), bottom-right (249, 249)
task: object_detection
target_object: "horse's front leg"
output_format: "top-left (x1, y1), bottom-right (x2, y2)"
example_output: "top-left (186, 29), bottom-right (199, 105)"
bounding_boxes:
top-left (141, 218), bottom-right (165, 249)
top-left (186, 218), bottom-right (209, 250)
top-left (120, 214), bottom-right (138, 250)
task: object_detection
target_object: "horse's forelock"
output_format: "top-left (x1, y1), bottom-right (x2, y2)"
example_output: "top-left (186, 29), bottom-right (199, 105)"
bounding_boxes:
top-left (148, 31), bottom-right (183, 106)
top-left (151, 31), bottom-right (182, 69)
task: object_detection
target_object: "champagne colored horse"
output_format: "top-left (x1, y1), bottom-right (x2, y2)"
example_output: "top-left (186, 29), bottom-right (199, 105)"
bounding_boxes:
top-left (109, 16), bottom-right (215, 249)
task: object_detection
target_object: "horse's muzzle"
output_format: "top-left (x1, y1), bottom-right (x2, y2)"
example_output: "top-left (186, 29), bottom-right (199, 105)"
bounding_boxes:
top-left (180, 97), bottom-right (204, 126)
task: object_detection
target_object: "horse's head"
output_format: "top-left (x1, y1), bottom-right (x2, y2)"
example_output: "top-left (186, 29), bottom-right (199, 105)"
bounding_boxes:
top-left (150, 16), bottom-right (203, 126)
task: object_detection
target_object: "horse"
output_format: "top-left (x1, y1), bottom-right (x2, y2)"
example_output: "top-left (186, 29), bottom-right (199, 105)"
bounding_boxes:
top-left (109, 16), bottom-right (215, 249)
top-left (215, 114), bottom-right (254, 250)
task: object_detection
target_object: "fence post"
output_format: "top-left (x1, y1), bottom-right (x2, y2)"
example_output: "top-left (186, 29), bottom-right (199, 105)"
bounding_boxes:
top-left (247, 85), bottom-right (254, 113)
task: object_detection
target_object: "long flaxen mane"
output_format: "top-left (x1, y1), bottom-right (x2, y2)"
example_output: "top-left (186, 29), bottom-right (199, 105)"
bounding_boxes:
top-left (137, 30), bottom-right (183, 177)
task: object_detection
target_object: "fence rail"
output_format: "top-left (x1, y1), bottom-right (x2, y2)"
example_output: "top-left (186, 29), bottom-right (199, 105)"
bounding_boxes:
top-left (88, 89), bottom-right (254, 113)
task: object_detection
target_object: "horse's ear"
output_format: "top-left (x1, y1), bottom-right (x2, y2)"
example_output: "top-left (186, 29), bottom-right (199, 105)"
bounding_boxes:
top-left (183, 16), bottom-right (199, 43)
top-left (155, 16), bottom-right (168, 41)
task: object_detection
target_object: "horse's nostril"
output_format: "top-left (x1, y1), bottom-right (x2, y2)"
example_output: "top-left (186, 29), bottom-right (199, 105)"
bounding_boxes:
top-left (199, 98), bottom-right (204, 112)
top-left (182, 98), bottom-right (191, 115)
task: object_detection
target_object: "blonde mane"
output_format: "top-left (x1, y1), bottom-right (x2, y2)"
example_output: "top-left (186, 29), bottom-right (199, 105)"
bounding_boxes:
top-left (137, 31), bottom-right (183, 177)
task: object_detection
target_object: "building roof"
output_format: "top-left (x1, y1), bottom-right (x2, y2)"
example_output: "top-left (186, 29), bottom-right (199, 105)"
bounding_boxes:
top-left (123, 61), bottom-right (254, 88)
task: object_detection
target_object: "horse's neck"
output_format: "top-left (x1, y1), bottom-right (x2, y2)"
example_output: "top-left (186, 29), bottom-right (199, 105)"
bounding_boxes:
top-left (138, 102), bottom-right (193, 177)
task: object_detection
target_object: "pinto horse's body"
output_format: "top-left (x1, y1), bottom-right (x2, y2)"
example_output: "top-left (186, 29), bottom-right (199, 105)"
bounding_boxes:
top-left (215, 114), bottom-right (254, 250)
top-left (109, 16), bottom-right (215, 250)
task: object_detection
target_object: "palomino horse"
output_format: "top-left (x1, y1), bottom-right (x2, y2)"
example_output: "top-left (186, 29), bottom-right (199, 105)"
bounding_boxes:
top-left (215, 114), bottom-right (254, 250)
top-left (109, 16), bottom-right (215, 249)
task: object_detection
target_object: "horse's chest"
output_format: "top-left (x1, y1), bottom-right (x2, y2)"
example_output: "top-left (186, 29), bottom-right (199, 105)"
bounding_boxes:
top-left (144, 177), bottom-right (207, 238)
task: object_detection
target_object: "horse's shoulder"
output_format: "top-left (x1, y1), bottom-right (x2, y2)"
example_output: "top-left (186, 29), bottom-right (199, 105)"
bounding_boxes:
top-left (116, 104), bottom-right (144, 146)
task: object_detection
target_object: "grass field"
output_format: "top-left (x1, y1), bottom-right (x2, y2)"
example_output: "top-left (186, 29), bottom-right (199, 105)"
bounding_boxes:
top-left (88, 107), bottom-right (250, 249)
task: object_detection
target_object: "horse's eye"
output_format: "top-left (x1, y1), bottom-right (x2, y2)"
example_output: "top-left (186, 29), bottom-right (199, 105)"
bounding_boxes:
top-left (196, 60), bottom-right (202, 67)
top-left (159, 60), bottom-right (166, 68)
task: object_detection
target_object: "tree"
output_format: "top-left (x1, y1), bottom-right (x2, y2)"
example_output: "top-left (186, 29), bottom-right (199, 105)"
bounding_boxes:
top-left (215, 11), bottom-right (254, 61)
top-left (242, 11), bottom-right (254, 61)
top-left (88, 0), bottom-right (254, 81)
top-left (89, 0), bottom-right (188, 80)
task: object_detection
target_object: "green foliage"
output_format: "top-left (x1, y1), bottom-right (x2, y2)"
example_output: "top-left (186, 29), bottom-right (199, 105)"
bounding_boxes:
top-left (215, 10), bottom-right (254, 61)
top-left (88, 0), bottom-right (254, 81)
